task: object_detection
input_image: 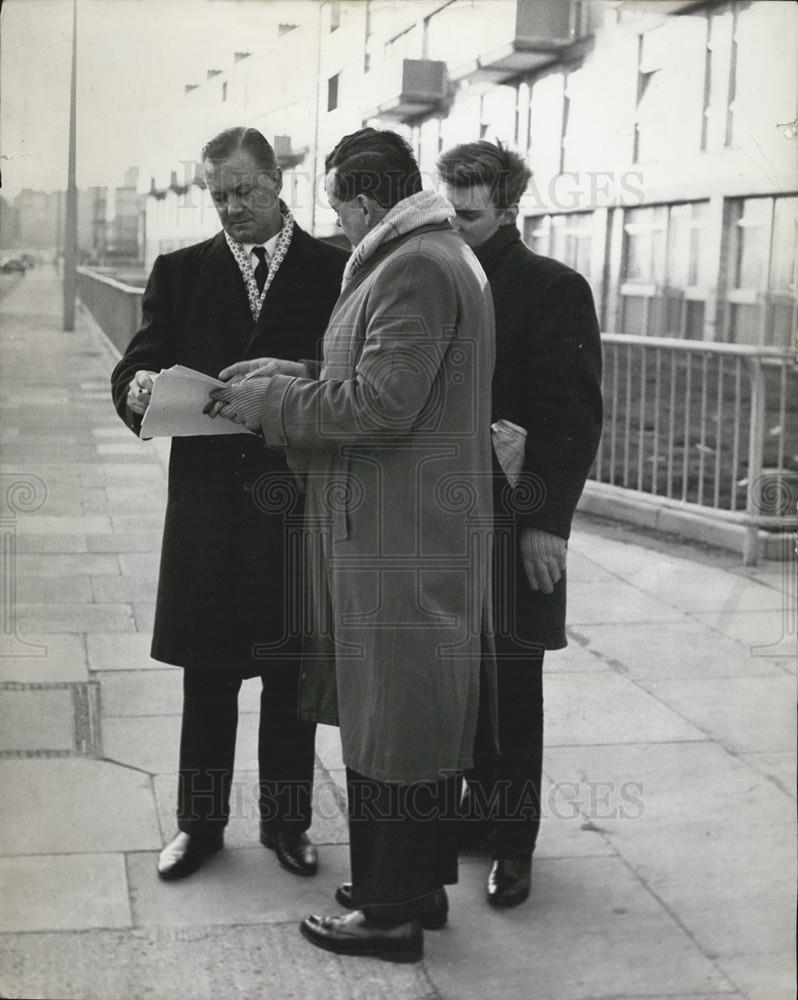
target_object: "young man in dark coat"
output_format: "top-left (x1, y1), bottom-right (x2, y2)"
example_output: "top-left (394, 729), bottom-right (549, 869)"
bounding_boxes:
top-left (438, 140), bottom-right (603, 908)
top-left (110, 127), bottom-right (347, 881)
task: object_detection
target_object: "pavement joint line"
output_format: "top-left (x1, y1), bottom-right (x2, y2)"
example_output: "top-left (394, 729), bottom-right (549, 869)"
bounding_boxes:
top-left (607, 849), bottom-right (747, 999)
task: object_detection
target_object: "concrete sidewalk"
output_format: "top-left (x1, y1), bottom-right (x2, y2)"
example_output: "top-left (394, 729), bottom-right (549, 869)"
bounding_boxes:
top-left (0, 271), bottom-right (794, 1000)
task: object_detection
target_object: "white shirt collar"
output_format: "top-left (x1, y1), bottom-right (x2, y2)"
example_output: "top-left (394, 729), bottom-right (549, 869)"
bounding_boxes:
top-left (242, 232), bottom-right (281, 260)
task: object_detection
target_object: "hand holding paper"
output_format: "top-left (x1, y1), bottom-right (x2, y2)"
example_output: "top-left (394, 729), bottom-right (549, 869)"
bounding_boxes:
top-left (140, 365), bottom-right (256, 438)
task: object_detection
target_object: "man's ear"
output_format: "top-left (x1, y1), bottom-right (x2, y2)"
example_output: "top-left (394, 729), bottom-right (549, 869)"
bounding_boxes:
top-left (499, 203), bottom-right (519, 226)
top-left (271, 167), bottom-right (283, 195)
top-left (356, 193), bottom-right (383, 226)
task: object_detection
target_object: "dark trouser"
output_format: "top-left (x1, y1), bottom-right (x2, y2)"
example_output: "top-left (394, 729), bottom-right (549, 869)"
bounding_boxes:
top-left (346, 767), bottom-right (461, 924)
top-left (176, 665), bottom-right (316, 838)
top-left (464, 649), bottom-right (544, 861)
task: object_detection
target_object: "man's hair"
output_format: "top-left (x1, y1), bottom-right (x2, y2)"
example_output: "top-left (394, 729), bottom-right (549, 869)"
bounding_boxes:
top-left (325, 127), bottom-right (423, 210)
top-left (437, 140), bottom-right (531, 210)
top-left (201, 126), bottom-right (278, 174)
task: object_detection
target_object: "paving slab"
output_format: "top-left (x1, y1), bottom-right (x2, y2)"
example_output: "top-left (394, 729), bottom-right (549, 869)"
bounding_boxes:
top-left (545, 671), bottom-right (707, 746)
top-left (0, 687), bottom-right (75, 752)
top-left (544, 640), bottom-right (609, 673)
top-left (16, 552), bottom-right (120, 576)
top-left (427, 855), bottom-right (734, 1000)
top-left (739, 750), bottom-right (797, 799)
top-left (117, 552), bottom-right (160, 577)
top-left (0, 759), bottom-right (161, 854)
top-left (641, 674), bottom-right (797, 753)
top-left (568, 619), bottom-right (783, 679)
top-left (17, 602), bottom-right (136, 633)
top-left (544, 742), bottom-right (792, 832)
top-left (0, 853), bottom-right (131, 932)
top-left (543, 745), bottom-right (795, 960)
top-left (718, 952), bottom-right (797, 1000)
top-left (600, 554), bottom-right (784, 614)
top-left (85, 530), bottom-right (162, 552)
top-left (133, 602), bottom-right (156, 631)
top-left (91, 574), bottom-right (160, 603)
top-left (87, 633), bottom-right (161, 671)
top-left (692, 608), bottom-right (796, 658)
top-left (13, 514), bottom-right (112, 535)
top-left (16, 533), bottom-right (88, 553)
top-left (127, 843), bottom-right (351, 927)
top-left (111, 514), bottom-right (166, 532)
top-left (567, 579), bottom-right (685, 625)
top-left (0, 923), bottom-right (436, 1000)
top-left (0, 633), bottom-right (88, 683)
top-left (17, 574), bottom-right (93, 603)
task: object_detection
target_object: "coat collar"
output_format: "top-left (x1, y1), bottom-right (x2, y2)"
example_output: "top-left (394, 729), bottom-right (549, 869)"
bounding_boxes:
top-left (473, 223), bottom-right (523, 273)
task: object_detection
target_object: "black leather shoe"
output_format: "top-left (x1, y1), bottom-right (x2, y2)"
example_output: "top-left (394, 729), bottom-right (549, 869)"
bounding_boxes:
top-left (260, 828), bottom-right (318, 876)
top-left (157, 831), bottom-right (224, 881)
top-left (300, 911), bottom-right (423, 963)
top-left (335, 882), bottom-right (448, 930)
top-left (486, 857), bottom-right (531, 908)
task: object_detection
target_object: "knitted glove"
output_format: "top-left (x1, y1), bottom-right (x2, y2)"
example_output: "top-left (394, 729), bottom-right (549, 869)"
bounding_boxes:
top-left (520, 527), bottom-right (567, 594)
top-left (207, 376), bottom-right (273, 434)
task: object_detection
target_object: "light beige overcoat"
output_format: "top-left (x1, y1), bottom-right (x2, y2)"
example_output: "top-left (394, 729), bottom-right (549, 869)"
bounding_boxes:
top-left (261, 220), bottom-right (497, 783)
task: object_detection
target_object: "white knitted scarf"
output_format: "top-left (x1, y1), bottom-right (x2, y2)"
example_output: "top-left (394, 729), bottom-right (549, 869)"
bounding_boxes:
top-left (224, 204), bottom-right (295, 321)
top-left (341, 190), bottom-right (454, 289)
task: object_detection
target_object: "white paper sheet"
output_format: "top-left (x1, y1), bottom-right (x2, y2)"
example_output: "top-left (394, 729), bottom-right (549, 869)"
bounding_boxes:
top-left (140, 365), bottom-right (256, 438)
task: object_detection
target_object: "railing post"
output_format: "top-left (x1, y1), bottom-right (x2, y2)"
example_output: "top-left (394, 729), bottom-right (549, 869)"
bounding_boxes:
top-left (743, 356), bottom-right (766, 565)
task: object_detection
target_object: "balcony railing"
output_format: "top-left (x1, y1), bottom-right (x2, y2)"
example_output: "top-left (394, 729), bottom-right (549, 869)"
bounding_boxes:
top-left (592, 334), bottom-right (798, 563)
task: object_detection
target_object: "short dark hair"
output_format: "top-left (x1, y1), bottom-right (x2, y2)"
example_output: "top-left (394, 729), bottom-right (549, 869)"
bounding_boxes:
top-left (325, 127), bottom-right (423, 210)
top-left (201, 126), bottom-right (278, 174)
top-left (437, 140), bottom-right (531, 210)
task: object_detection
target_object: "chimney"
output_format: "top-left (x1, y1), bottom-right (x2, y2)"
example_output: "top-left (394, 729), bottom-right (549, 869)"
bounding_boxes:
top-left (185, 84), bottom-right (199, 94)
top-left (207, 69), bottom-right (222, 80)
top-left (234, 51), bottom-right (252, 63)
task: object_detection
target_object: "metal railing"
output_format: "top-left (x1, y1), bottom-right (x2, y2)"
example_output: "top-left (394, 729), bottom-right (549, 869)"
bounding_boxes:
top-left (75, 267), bottom-right (797, 562)
top-left (76, 267), bottom-right (143, 355)
top-left (592, 334), bottom-right (798, 562)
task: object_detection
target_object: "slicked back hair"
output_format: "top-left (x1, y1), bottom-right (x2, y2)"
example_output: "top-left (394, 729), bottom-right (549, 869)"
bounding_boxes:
top-left (201, 126), bottom-right (278, 174)
top-left (437, 140), bottom-right (531, 210)
top-left (325, 127), bottom-right (423, 210)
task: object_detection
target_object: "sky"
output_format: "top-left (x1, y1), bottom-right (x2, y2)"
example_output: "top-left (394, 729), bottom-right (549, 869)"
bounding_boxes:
top-left (0, 0), bottom-right (315, 197)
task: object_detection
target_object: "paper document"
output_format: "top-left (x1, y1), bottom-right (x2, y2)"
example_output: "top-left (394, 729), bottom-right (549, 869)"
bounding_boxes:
top-left (491, 419), bottom-right (527, 487)
top-left (140, 365), bottom-right (256, 438)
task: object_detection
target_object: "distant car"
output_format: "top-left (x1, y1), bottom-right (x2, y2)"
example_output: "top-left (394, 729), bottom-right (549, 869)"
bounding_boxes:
top-left (1, 258), bottom-right (26, 274)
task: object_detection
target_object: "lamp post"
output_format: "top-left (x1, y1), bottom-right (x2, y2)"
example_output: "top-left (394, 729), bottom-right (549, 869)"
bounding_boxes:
top-left (62, 0), bottom-right (78, 331)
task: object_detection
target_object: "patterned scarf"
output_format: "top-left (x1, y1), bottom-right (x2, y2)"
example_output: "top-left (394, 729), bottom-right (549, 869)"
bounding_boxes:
top-left (224, 203), bottom-right (295, 321)
top-left (341, 190), bottom-right (454, 289)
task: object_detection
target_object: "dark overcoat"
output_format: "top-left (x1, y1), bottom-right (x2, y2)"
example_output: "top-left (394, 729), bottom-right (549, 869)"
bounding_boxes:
top-left (475, 225), bottom-right (603, 651)
top-left (110, 226), bottom-right (347, 674)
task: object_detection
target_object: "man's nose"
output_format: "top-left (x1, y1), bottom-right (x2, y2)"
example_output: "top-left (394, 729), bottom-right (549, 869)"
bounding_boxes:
top-left (227, 197), bottom-right (243, 215)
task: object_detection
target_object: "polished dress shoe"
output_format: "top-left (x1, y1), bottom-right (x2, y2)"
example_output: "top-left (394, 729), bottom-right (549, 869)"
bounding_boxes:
top-left (157, 831), bottom-right (224, 881)
top-left (335, 882), bottom-right (448, 930)
top-left (300, 911), bottom-right (423, 963)
top-left (260, 827), bottom-right (318, 876)
top-left (486, 856), bottom-right (531, 908)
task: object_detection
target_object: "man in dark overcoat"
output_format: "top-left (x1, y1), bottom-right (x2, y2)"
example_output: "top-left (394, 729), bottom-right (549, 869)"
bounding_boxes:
top-left (110, 127), bottom-right (347, 881)
top-left (438, 140), bottom-right (603, 907)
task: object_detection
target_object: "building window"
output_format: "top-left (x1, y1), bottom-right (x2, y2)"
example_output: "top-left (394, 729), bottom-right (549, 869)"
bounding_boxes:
top-left (634, 28), bottom-right (667, 164)
top-left (723, 195), bottom-right (797, 347)
top-left (327, 73), bottom-right (339, 112)
top-left (330, 0), bottom-right (341, 33)
top-left (524, 211), bottom-right (601, 310)
top-left (620, 202), bottom-right (710, 339)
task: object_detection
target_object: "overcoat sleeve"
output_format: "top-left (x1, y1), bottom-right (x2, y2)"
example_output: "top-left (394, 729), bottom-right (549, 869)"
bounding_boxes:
top-left (517, 270), bottom-right (603, 539)
top-left (110, 254), bottom-right (177, 437)
top-left (259, 252), bottom-right (458, 449)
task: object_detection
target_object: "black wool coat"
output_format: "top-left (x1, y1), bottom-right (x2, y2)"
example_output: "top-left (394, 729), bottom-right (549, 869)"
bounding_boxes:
top-left (111, 226), bottom-right (348, 674)
top-left (475, 224), bottom-right (603, 650)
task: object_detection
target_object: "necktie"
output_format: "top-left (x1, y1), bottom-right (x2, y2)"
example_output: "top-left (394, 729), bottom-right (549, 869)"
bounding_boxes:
top-left (252, 246), bottom-right (268, 294)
